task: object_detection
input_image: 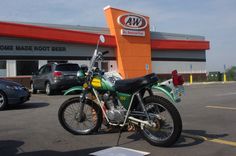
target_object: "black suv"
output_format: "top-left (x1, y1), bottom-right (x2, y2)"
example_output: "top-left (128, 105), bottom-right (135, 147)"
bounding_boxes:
top-left (31, 63), bottom-right (81, 95)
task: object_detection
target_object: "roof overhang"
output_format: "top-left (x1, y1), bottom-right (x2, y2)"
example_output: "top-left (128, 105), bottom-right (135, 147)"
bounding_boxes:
top-left (0, 21), bottom-right (210, 50)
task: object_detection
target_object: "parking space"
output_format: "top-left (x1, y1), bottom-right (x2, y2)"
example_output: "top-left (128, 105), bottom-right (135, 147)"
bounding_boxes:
top-left (0, 83), bottom-right (236, 156)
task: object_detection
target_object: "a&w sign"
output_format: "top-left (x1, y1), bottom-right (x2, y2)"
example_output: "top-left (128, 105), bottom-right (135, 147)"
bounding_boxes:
top-left (117, 13), bottom-right (147, 36)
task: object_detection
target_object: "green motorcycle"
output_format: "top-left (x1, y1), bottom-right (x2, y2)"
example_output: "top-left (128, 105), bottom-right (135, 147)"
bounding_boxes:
top-left (58, 35), bottom-right (185, 147)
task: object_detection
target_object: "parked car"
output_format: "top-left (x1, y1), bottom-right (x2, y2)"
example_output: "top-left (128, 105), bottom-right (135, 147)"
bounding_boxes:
top-left (0, 79), bottom-right (31, 110)
top-left (31, 63), bottom-right (82, 95)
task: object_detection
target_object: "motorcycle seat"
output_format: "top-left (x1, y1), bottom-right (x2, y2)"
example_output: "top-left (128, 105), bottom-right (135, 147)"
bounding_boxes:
top-left (115, 73), bottom-right (158, 94)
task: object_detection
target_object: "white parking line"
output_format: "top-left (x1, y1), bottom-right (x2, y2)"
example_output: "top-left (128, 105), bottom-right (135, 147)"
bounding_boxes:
top-left (206, 105), bottom-right (236, 111)
top-left (216, 92), bottom-right (236, 96)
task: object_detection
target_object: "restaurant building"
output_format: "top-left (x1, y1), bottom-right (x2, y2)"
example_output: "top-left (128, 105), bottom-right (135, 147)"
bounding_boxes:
top-left (0, 6), bottom-right (209, 84)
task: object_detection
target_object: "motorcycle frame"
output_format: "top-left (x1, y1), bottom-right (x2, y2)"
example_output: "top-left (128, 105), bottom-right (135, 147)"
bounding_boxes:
top-left (91, 87), bottom-right (156, 128)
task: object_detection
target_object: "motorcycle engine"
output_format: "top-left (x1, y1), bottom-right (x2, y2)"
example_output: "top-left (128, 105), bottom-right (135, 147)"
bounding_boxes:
top-left (107, 106), bottom-right (126, 123)
top-left (103, 93), bottom-right (126, 123)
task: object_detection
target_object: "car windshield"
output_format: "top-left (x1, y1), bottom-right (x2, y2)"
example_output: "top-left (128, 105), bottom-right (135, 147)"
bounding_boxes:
top-left (55, 64), bottom-right (80, 71)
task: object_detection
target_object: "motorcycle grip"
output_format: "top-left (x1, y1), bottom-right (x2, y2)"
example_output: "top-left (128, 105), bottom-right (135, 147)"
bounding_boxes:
top-left (102, 51), bottom-right (109, 55)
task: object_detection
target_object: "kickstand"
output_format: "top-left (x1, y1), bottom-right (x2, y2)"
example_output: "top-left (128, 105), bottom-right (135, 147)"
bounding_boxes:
top-left (116, 127), bottom-right (124, 146)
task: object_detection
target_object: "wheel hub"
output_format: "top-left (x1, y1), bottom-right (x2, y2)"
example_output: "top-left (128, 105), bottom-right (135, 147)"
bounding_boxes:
top-left (146, 118), bottom-right (162, 131)
top-left (75, 113), bottom-right (86, 122)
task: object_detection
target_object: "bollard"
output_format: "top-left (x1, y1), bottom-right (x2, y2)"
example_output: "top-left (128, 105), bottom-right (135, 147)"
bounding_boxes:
top-left (190, 74), bottom-right (193, 84)
top-left (223, 73), bottom-right (227, 83)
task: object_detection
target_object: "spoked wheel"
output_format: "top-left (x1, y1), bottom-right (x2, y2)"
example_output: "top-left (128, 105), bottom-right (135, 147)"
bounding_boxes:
top-left (45, 82), bottom-right (53, 95)
top-left (30, 82), bottom-right (37, 94)
top-left (58, 97), bottom-right (102, 135)
top-left (0, 91), bottom-right (7, 110)
top-left (141, 96), bottom-right (182, 147)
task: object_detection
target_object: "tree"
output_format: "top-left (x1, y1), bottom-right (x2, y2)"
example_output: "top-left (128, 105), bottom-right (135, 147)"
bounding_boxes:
top-left (226, 66), bottom-right (236, 81)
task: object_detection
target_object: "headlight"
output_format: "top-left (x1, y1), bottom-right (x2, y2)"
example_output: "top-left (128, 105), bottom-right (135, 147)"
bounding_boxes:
top-left (77, 70), bottom-right (85, 80)
top-left (6, 85), bottom-right (23, 90)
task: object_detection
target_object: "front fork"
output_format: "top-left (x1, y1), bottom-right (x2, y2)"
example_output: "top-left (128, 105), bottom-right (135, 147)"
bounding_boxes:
top-left (76, 91), bottom-right (87, 122)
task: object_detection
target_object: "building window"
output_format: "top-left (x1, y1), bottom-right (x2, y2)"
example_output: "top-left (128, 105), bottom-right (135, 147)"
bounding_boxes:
top-left (0, 61), bottom-right (6, 76)
top-left (16, 61), bottom-right (38, 76)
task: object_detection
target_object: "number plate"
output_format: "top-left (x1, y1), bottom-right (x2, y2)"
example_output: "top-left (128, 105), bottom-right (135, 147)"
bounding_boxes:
top-left (173, 86), bottom-right (185, 98)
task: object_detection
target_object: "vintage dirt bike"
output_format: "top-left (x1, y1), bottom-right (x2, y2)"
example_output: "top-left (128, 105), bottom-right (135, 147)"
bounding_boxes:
top-left (58, 35), bottom-right (185, 147)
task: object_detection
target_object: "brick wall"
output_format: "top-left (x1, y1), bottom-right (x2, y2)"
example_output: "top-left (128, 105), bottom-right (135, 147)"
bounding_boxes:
top-left (2, 76), bottom-right (32, 88)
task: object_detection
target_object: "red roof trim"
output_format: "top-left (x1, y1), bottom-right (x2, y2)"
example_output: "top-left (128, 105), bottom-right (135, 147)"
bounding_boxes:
top-left (151, 39), bottom-right (210, 50)
top-left (0, 21), bottom-right (210, 50)
top-left (0, 21), bottom-right (116, 47)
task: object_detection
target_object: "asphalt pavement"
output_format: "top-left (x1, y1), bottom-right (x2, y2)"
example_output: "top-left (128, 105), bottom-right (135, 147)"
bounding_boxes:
top-left (0, 83), bottom-right (236, 156)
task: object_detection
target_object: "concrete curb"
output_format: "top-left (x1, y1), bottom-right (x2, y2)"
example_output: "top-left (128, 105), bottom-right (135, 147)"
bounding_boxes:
top-left (184, 81), bottom-right (236, 86)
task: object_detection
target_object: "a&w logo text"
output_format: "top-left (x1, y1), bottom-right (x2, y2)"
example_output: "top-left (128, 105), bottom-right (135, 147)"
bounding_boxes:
top-left (117, 14), bottom-right (147, 30)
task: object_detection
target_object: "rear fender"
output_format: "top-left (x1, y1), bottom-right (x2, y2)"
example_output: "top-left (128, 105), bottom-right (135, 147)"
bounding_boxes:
top-left (152, 85), bottom-right (175, 103)
top-left (64, 86), bottom-right (83, 95)
top-left (152, 80), bottom-right (182, 103)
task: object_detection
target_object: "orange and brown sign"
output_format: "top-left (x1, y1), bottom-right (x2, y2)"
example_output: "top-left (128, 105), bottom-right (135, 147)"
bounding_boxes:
top-left (104, 6), bottom-right (152, 78)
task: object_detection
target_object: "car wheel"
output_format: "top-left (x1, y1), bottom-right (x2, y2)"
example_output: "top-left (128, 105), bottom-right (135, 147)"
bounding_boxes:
top-left (45, 82), bottom-right (53, 96)
top-left (0, 91), bottom-right (7, 110)
top-left (30, 82), bottom-right (37, 94)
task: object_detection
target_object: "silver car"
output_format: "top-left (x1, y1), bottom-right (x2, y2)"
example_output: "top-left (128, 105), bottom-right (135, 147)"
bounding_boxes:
top-left (0, 79), bottom-right (31, 110)
top-left (31, 63), bottom-right (81, 95)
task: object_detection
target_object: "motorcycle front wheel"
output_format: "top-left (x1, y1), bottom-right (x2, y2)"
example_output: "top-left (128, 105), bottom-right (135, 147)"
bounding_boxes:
top-left (58, 97), bottom-right (102, 135)
top-left (141, 96), bottom-right (182, 147)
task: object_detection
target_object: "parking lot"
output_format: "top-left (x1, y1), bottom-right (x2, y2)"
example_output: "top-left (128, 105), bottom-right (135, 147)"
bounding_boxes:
top-left (0, 83), bottom-right (236, 156)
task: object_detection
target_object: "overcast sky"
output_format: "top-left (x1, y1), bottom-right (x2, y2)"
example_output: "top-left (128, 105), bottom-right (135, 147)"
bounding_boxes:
top-left (0, 0), bottom-right (235, 72)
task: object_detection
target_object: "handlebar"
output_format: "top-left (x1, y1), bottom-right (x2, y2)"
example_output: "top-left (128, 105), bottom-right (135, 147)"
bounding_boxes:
top-left (88, 50), bottom-right (109, 77)
top-left (102, 51), bottom-right (109, 55)
top-left (97, 50), bottom-right (109, 61)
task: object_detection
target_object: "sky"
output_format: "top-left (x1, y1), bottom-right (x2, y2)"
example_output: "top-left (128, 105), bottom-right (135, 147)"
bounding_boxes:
top-left (0, 0), bottom-right (235, 72)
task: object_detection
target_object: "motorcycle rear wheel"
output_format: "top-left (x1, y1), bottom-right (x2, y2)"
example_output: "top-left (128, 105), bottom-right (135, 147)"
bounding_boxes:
top-left (141, 96), bottom-right (182, 147)
top-left (58, 97), bottom-right (102, 135)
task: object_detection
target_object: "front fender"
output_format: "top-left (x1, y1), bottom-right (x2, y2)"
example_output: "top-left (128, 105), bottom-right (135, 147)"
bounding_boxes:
top-left (64, 86), bottom-right (83, 95)
top-left (152, 84), bottom-right (181, 103)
